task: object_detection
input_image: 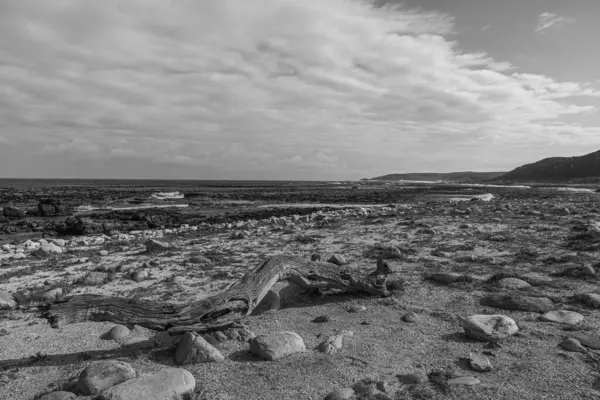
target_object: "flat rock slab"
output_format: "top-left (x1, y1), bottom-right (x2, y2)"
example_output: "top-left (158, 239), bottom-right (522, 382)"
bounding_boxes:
top-left (249, 331), bottom-right (306, 361)
top-left (448, 377), bottom-right (480, 386)
top-left (480, 294), bottom-right (555, 312)
top-left (428, 272), bottom-right (470, 284)
top-left (97, 368), bottom-right (195, 400)
top-left (539, 310), bottom-right (584, 325)
top-left (463, 314), bottom-right (519, 342)
top-left (567, 333), bottom-right (600, 350)
top-left (560, 338), bottom-right (587, 353)
top-left (76, 361), bottom-right (136, 395)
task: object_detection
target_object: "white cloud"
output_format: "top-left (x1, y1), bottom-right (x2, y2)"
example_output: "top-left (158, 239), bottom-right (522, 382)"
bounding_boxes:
top-left (535, 12), bottom-right (574, 34)
top-left (0, 0), bottom-right (598, 179)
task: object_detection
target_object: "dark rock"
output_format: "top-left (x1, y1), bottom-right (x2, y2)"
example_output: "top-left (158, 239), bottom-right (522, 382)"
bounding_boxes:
top-left (480, 294), bottom-right (555, 312)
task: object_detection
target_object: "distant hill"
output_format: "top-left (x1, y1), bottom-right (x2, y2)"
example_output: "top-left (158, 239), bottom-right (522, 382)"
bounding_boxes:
top-left (370, 171), bottom-right (506, 183)
top-left (492, 149), bottom-right (600, 183)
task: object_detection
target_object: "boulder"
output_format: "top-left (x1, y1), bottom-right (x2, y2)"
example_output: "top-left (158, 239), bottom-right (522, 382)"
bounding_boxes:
top-left (97, 368), bottom-right (195, 400)
top-left (462, 315), bottom-right (519, 342)
top-left (103, 325), bottom-right (130, 341)
top-left (249, 331), bottom-right (306, 361)
top-left (76, 360), bottom-right (136, 395)
top-left (33, 243), bottom-right (63, 256)
top-left (175, 332), bottom-right (225, 365)
top-left (327, 254), bottom-right (348, 266)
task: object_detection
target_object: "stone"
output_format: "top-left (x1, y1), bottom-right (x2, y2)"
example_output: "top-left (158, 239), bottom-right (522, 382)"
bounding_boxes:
top-left (175, 332), bottom-right (225, 365)
top-left (497, 278), bottom-right (531, 289)
top-left (249, 331), bottom-right (306, 361)
top-left (397, 374), bottom-right (422, 385)
top-left (578, 293), bottom-right (600, 308)
top-left (348, 305), bottom-right (366, 313)
top-left (34, 243), bottom-right (63, 256)
top-left (38, 391), bottom-right (77, 400)
top-left (318, 330), bottom-right (353, 355)
top-left (51, 239), bottom-right (66, 247)
top-left (145, 239), bottom-right (171, 252)
top-left (325, 388), bottom-right (355, 400)
top-left (104, 325), bottom-right (130, 341)
top-left (560, 338), bottom-right (587, 353)
top-left (567, 332), bottom-right (600, 349)
top-left (311, 253), bottom-right (322, 261)
top-left (97, 368), bottom-right (195, 400)
top-left (462, 315), bottom-right (519, 342)
top-left (448, 377), bottom-right (480, 386)
top-left (42, 288), bottom-right (64, 302)
top-left (539, 310), bottom-right (584, 325)
top-left (402, 312), bottom-right (418, 323)
top-left (98, 250), bottom-right (109, 256)
top-left (327, 254), bottom-right (348, 266)
top-left (254, 290), bottom-right (281, 313)
top-left (469, 352), bottom-right (493, 372)
top-left (76, 360), bottom-right (136, 395)
top-left (83, 272), bottom-right (108, 286)
top-left (312, 315), bottom-right (331, 323)
top-left (480, 294), bottom-right (554, 312)
top-left (132, 270), bottom-right (149, 282)
top-left (428, 272), bottom-right (467, 284)
top-left (120, 337), bottom-right (154, 349)
top-left (381, 246), bottom-right (403, 260)
top-left (0, 290), bottom-right (15, 309)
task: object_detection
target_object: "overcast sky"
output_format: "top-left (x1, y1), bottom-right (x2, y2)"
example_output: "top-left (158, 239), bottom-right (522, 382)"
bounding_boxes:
top-left (1, 0), bottom-right (599, 180)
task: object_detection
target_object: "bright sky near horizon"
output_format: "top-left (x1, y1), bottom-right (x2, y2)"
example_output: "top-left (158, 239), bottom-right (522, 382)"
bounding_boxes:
top-left (1, 0), bottom-right (599, 180)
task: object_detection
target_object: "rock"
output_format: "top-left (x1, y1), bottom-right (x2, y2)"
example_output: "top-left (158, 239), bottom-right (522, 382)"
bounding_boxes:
top-left (469, 352), bottom-right (493, 372)
top-left (539, 310), bottom-right (584, 325)
top-left (578, 293), bottom-right (600, 308)
top-left (480, 294), bottom-right (555, 312)
top-left (254, 290), bottom-right (281, 313)
top-left (98, 250), bottom-right (109, 256)
top-left (38, 391), bottom-right (77, 400)
top-left (76, 360), bottom-right (136, 395)
top-left (0, 290), bottom-right (15, 309)
top-left (249, 331), bottom-right (306, 361)
top-left (51, 239), bottom-right (66, 247)
top-left (428, 272), bottom-right (468, 284)
top-left (175, 332), bottom-right (225, 365)
top-left (448, 377), bottom-right (480, 386)
top-left (325, 388), bottom-right (355, 400)
top-left (318, 330), bottom-right (353, 355)
top-left (3, 206), bottom-right (25, 219)
top-left (462, 315), bottom-right (519, 342)
top-left (103, 325), bottom-right (130, 341)
top-left (348, 305), bottom-right (366, 313)
top-left (402, 312), bottom-right (418, 323)
top-left (42, 288), bottom-right (64, 302)
top-left (397, 374), bottom-right (422, 385)
top-left (311, 253), bottom-right (322, 261)
top-left (327, 254), bottom-right (347, 266)
top-left (83, 272), bottom-right (108, 286)
top-left (381, 246), bottom-right (403, 260)
top-left (560, 338), bottom-right (587, 353)
top-left (567, 332), bottom-right (600, 349)
top-left (33, 243), bottom-right (63, 256)
top-left (229, 231), bottom-right (246, 240)
top-left (120, 337), bottom-right (154, 349)
top-left (97, 368), bottom-right (195, 400)
top-left (497, 278), bottom-right (531, 289)
top-left (312, 315), bottom-right (331, 323)
top-left (132, 270), bottom-right (149, 282)
top-left (145, 239), bottom-right (171, 252)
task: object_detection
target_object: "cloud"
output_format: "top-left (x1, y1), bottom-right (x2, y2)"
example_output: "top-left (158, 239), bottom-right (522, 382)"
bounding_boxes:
top-left (0, 0), bottom-right (598, 179)
top-left (535, 12), bottom-right (574, 34)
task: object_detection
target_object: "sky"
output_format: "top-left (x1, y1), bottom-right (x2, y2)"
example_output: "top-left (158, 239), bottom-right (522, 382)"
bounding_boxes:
top-left (1, 0), bottom-right (600, 180)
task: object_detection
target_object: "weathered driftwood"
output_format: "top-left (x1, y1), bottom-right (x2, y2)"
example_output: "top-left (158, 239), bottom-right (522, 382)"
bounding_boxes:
top-left (39, 255), bottom-right (394, 334)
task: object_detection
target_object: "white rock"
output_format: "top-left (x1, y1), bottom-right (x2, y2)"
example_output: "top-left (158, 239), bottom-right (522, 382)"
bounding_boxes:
top-left (175, 332), bottom-right (225, 365)
top-left (34, 243), bottom-right (63, 256)
top-left (462, 315), bottom-right (519, 342)
top-left (97, 368), bottom-right (195, 400)
top-left (76, 360), bottom-right (136, 395)
top-left (539, 310), bottom-right (584, 325)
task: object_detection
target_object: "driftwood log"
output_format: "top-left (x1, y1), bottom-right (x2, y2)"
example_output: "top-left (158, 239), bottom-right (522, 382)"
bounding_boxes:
top-left (39, 255), bottom-right (396, 334)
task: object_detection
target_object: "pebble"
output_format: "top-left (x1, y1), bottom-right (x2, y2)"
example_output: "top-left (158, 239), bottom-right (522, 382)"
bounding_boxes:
top-left (448, 377), bottom-right (480, 386)
top-left (76, 360), bottom-right (136, 395)
top-left (462, 314), bottom-right (519, 342)
top-left (98, 250), bottom-right (109, 256)
top-left (175, 332), bottom-right (225, 365)
top-left (539, 310), bottom-right (584, 325)
top-left (497, 278), bottom-right (531, 289)
top-left (469, 352), bottom-right (493, 372)
top-left (97, 368), bottom-right (195, 400)
top-left (249, 331), bottom-right (306, 361)
top-left (402, 312), bottom-right (418, 323)
top-left (325, 388), bottom-right (355, 400)
top-left (560, 338), bottom-right (587, 353)
top-left (327, 254), bottom-right (348, 266)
